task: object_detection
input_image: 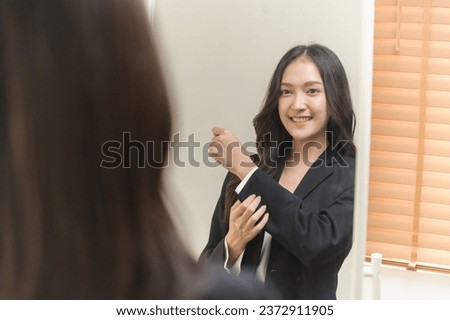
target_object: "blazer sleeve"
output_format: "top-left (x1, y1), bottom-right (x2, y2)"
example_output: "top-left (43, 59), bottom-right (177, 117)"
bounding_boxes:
top-left (237, 164), bottom-right (354, 267)
top-left (198, 172), bottom-right (234, 265)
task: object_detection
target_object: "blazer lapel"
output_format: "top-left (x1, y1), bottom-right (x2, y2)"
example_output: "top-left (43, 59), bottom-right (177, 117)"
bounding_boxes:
top-left (272, 146), bottom-right (337, 199)
top-left (293, 148), bottom-right (335, 200)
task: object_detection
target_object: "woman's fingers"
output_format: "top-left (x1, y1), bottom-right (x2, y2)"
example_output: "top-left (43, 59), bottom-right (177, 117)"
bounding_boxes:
top-left (208, 128), bottom-right (228, 162)
top-left (212, 127), bottom-right (225, 136)
top-left (254, 213), bottom-right (269, 233)
top-left (230, 199), bottom-right (242, 211)
top-left (240, 195), bottom-right (261, 221)
top-left (244, 204), bottom-right (267, 229)
top-left (230, 194), bottom-right (256, 219)
top-left (236, 195), bottom-right (269, 238)
top-left (244, 207), bottom-right (269, 241)
top-left (208, 127), bottom-right (255, 179)
top-left (207, 140), bottom-right (223, 161)
top-left (227, 194), bottom-right (269, 249)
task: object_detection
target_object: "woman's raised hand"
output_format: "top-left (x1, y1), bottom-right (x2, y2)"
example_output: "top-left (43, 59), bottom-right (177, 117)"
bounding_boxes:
top-left (208, 127), bottom-right (256, 180)
top-left (225, 195), bottom-right (269, 265)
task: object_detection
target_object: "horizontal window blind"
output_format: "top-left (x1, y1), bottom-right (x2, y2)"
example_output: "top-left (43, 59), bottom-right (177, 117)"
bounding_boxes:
top-left (367, 0), bottom-right (450, 273)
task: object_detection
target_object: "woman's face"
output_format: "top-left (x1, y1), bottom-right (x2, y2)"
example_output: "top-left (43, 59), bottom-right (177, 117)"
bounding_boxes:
top-left (278, 57), bottom-right (329, 149)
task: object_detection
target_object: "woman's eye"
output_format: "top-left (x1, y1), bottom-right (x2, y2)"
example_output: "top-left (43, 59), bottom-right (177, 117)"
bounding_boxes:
top-left (280, 89), bottom-right (291, 95)
top-left (307, 88), bottom-right (319, 94)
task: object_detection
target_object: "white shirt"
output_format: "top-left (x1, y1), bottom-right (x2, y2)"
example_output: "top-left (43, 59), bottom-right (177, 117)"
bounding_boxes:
top-left (223, 167), bottom-right (272, 283)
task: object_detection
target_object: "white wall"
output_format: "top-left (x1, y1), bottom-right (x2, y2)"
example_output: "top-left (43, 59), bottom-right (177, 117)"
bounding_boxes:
top-left (152, 0), bottom-right (374, 299)
top-left (363, 264), bottom-right (450, 299)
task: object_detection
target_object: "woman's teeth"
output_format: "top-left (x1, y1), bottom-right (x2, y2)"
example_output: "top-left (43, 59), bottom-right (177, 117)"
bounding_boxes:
top-left (291, 117), bottom-right (312, 123)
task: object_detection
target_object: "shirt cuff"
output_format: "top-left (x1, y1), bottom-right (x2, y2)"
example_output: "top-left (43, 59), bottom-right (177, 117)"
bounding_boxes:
top-left (223, 238), bottom-right (244, 276)
top-left (235, 167), bottom-right (258, 194)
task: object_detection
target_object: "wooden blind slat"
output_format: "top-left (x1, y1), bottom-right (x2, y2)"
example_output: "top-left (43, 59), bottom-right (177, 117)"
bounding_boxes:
top-left (374, 55), bottom-right (422, 72)
top-left (370, 150), bottom-right (418, 169)
top-left (428, 90), bottom-right (450, 107)
top-left (370, 166), bottom-right (417, 184)
top-left (421, 186), bottom-right (450, 205)
top-left (422, 170), bottom-right (450, 188)
top-left (374, 39), bottom-right (450, 58)
top-left (429, 58), bottom-right (450, 75)
top-left (374, 71), bottom-right (421, 89)
top-left (376, 1), bottom-right (416, 7)
top-left (423, 155), bottom-right (450, 173)
top-left (375, 22), bottom-right (423, 40)
top-left (426, 107), bottom-right (450, 124)
top-left (368, 212), bottom-right (414, 230)
top-left (417, 248), bottom-right (450, 266)
top-left (374, 56), bottom-right (450, 75)
top-left (371, 135), bottom-right (418, 154)
top-left (371, 119), bottom-right (419, 138)
top-left (367, 229), bottom-right (414, 246)
top-left (432, 7), bottom-right (450, 24)
top-left (425, 123), bottom-right (450, 140)
top-left (367, 138), bottom-right (450, 157)
top-left (372, 103), bottom-right (420, 121)
top-left (432, 0), bottom-right (450, 8)
top-left (369, 197), bottom-right (414, 216)
top-left (376, 7), bottom-right (422, 23)
top-left (367, 242), bottom-right (412, 260)
top-left (424, 139), bottom-right (450, 157)
top-left (418, 234), bottom-right (450, 250)
top-left (369, 181), bottom-right (416, 201)
top-left (419, 218), bottom-right (450, 236)
top-left (420, 202), bottom-right (450, 219)
top-left (376, 7), bottom-right (450, 24)
top-left (376, 0), bottom-right (448, 7)
top-left (372, 87), bottom-right (421, 105)
top-left (375, 23), bottom-right (450, 41)
top-left (428, 74), bottom-right (450, 91)
top-left (430, 41), bottom-right (450, 58)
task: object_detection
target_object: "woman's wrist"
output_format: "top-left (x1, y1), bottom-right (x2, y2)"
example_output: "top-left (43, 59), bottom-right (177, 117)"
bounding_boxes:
top-left (232, 160), bottom-right (256, 180)
top-left (225, 234), bottom-right (245, 264)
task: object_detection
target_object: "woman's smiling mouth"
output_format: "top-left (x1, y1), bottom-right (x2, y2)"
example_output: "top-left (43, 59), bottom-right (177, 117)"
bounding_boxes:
top-left (290, 116), bottom-right (313, 123)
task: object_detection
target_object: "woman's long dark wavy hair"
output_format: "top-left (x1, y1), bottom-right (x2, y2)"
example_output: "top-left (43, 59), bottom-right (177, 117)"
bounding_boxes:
top-left (0, 0), bottom-right (198, 299)
top-left (224, 44), bottom-right (356, 222)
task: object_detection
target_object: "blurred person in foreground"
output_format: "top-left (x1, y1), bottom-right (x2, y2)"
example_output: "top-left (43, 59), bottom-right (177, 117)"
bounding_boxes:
top-left (0, 0), bottom-right (271, 299)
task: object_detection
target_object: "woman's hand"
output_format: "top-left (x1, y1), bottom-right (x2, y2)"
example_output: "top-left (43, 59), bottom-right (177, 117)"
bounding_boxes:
top-left (225, 195), bottom-right (269, 266)
top-left (208, 127), bottom-right (256, 180)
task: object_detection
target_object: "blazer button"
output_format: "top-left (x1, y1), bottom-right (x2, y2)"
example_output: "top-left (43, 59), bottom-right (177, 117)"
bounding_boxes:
top-left (270, 269), bottom-right (277, 273)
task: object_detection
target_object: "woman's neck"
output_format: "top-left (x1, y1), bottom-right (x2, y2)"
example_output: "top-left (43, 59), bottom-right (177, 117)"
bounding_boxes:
top-left (287, 136), bottom-right (328, 168)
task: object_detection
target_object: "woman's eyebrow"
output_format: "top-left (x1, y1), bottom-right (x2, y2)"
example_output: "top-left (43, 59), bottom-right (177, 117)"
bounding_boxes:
top-left (280, 81), bottom-right (323, 87)
top-left (303, 81), bottom-right (323, 86)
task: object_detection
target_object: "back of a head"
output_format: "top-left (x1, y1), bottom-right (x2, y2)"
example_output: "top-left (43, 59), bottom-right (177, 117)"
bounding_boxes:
top-left (0, 0), bottom-right (197, 299)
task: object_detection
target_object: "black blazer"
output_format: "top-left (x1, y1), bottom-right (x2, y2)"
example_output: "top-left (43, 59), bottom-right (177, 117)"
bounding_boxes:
top-left (199, 262), bottom-right (280, 299)
top-left (199, 148), bottom-right (355, 299)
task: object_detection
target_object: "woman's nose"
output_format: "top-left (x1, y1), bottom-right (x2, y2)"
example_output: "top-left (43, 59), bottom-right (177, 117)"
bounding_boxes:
top-left (291, 94), bottom-right (307, 111)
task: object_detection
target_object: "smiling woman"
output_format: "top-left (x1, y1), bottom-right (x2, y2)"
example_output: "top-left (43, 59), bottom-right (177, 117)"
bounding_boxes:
top-left (277, 57), bottom-right (329, 159)
top-left (200, 44), bottom-right (357, 300)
